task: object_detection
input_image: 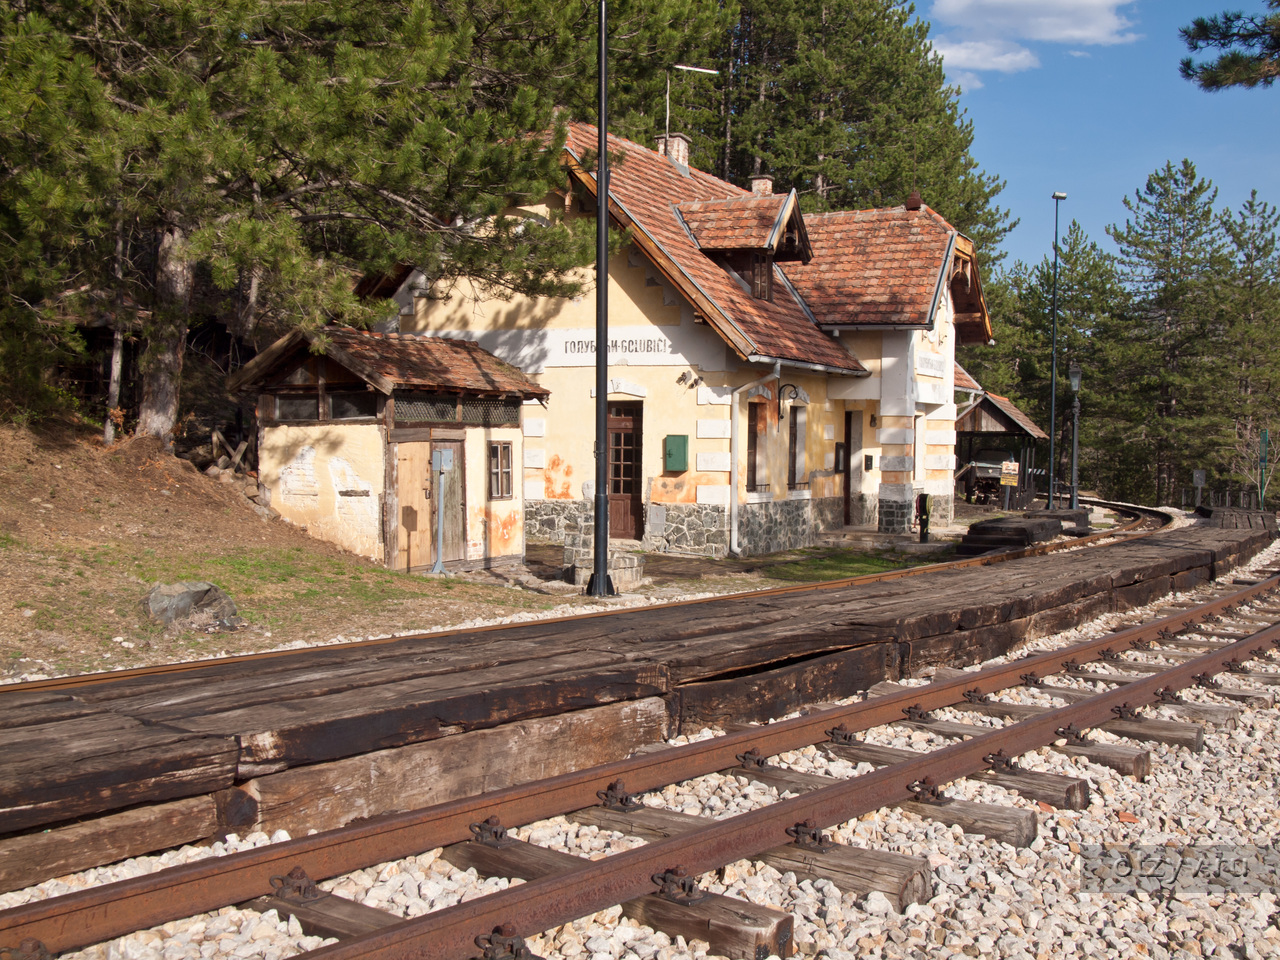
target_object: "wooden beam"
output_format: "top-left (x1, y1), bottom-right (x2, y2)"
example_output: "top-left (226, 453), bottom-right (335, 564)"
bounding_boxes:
top-left (444, 839), bottom-right (793, 960)
top-left (0, 797), bottom-right (216, 895)
top-left (570, 805), bottom-right (930, 913)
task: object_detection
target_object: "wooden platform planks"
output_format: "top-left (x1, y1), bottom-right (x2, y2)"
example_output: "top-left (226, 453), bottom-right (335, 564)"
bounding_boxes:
top-left (0, 715), bottom-right (236, 834)
top-left (0, 522), bottom-right (1269, 860)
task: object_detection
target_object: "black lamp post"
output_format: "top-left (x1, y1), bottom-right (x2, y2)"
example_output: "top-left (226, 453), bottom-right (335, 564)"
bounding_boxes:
top-left (588, 0), bottom-right (612, 596)
top-left (1069, 361), bottom-right (1082, 511)
top-left (1048, 191), bottom-right (1067, 508)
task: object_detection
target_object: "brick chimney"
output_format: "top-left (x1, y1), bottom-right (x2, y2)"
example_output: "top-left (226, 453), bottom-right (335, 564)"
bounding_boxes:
top-left (655, 132), bottom-right (691, 168)
top-left (750, 175), bottom-right (774, 196)
top-left (906, 189), bottom-right (923, 211)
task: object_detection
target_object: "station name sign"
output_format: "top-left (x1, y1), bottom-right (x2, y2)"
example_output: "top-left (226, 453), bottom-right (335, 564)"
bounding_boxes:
top-left (549, 328), bottom-right (680, 367)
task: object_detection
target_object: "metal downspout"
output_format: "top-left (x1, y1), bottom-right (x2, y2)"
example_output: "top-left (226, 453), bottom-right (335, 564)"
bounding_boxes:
top-left (730, 362), bottom-right (780, 556)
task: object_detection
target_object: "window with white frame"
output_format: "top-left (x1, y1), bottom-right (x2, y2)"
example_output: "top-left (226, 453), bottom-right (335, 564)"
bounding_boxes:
top-left (488, 441), bottom-right (513, 500)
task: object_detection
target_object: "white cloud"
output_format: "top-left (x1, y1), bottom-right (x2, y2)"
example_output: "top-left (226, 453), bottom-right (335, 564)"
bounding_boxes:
top-left (931, 38), bottom-right (1041, 73)
top-left (947, 69), bottom-right (986, 91)
top-left (1068, 50), bottom-right (1091, 58)
top-left (930, 0), bottom-right (1140, 47)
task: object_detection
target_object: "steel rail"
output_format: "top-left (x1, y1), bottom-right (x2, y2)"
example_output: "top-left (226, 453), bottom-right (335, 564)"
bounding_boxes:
top-left (2, 570), bottom-right (1270, 955)
top-left (307, 617), bottom-right (1280, 960)
top-left (4, 503), bottom-right (1157, 694)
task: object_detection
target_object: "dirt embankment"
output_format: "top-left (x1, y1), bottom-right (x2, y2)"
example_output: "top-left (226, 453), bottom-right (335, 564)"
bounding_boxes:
top-left (0, 421), bottom-right (572, 680)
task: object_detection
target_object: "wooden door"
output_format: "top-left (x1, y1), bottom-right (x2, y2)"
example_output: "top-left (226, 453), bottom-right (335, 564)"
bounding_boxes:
top-left (396, 442), bottom-right (433, 570)
top-left (435, 440), bottom-right (465, 564)
top-left (843, 410), bottom-right (862, 525)
top-left (607, 403), bottom-right (643, 540)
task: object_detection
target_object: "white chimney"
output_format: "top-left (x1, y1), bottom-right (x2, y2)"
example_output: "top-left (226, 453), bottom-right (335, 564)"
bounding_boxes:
top-left (750, 175), bottom-right (774, 196)
top-left (655, 133), bottom-right (691, 168)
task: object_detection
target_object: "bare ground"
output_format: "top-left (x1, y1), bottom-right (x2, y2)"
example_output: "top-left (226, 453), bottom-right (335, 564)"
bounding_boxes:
top-left (0, 421), bottom-right (624, 681)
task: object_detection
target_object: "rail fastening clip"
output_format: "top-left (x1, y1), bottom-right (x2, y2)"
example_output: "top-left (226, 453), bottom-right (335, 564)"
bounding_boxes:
top-left (475, 924), bottom-right (542, 960)
top-left (597, 780), bottom-right (643, 812)
top-left (652, 867), bottom-right (710, 905)
top-left (786, 819), bottom-right (835, 853)
top-left (268, 866), bottom-right (326, 904)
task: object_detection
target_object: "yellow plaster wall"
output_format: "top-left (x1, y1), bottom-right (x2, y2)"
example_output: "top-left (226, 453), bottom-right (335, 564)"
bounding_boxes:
top-left (407, 240), bottom-right (681, 336)
top-left (464, 426), bottom-right (525, 560)
top-left (260, 423), bottom-right (385, 560)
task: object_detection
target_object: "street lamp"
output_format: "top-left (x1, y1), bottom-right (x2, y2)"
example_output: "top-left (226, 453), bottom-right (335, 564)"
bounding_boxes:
top-left (1048, 191), bottom-right (1067, 508)
top-left (1069, 361), bottom-right (1082, 511)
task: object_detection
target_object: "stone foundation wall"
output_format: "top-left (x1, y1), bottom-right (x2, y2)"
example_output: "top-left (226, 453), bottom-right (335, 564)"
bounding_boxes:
top-left (532, 494), bottom-right (846, 558)
top-left (642, 503), bottom-right (730, 558)
top-left (929, 494), bottom-right (954, 528)
top-left (524, 499), bottom-right (592, 543)
top-left (849, 493), bottom-right (878, 527)
top-left (878, 498), bottom-right (914, 534)
top-left (735, 496), bottom-right (843, 556)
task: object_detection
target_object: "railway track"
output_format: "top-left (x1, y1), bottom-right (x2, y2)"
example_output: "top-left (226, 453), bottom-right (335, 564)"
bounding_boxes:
top-left (3, 537), bottom-right (1279, 960)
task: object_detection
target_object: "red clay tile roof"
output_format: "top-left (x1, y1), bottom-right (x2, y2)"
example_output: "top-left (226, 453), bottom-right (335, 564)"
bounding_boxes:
top-left (954, 362), bottom-right (982, 392)
top-left (783, 207), bottom-right (956, 328)
top-left (564, 123), bottom-right (866, 376)
top-left (676, 195), bottom-right (788, 251)
top-left (987, 393), bottom-right (1048, 440)
top-left (230, 326), bottom-right (549, 398)
top-left (324, 327), bottom-right (548, 397)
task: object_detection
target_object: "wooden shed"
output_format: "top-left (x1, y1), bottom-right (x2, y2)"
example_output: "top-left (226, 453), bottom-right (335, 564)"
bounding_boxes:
top-left (955, 389), bottom-right (1049, 507)
top-left (229, 326), bottom-right (549, 572)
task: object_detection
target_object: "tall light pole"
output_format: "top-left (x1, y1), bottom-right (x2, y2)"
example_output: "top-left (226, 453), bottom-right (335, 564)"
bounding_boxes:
top-left (1069, 361), bottom-right (1082, 511)
top-left (589, 0), bottom-right (612, 596)
top-left (1048, 191), bottom-right (1067, 508)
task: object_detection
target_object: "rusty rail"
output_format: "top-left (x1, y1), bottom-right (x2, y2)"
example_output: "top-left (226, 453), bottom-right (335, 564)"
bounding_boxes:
top-left (309, 620), bottom-right (1280, 960)
top-left (2, 567), bottom-right (1269, 956)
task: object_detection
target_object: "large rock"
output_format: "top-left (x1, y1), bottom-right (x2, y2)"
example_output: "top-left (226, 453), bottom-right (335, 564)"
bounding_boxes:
top-left (141, 582), bottom-right (238, 625)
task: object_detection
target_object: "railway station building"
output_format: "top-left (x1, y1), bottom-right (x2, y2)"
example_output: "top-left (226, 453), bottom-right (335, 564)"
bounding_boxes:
top-left (377, 123), bottom-right (993, 557)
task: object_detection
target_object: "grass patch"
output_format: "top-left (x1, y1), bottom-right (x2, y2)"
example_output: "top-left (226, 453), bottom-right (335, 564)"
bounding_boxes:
top-left (761, 548), bottom-right (933, 583)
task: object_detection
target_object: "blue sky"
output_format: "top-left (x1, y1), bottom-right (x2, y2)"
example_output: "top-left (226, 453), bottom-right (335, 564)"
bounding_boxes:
top-left (923, 0), bottom-right (1280, 270)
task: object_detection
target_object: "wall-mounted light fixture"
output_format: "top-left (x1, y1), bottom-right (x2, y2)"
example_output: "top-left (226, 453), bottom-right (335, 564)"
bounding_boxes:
top-left (778, 383), bottom-right (800, 420)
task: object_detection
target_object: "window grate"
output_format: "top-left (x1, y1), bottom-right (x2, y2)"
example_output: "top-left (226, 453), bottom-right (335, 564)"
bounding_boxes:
top-left (460, 397), bottom-right (522, 426)
top-left (396, 392), bottom-right (457, 422)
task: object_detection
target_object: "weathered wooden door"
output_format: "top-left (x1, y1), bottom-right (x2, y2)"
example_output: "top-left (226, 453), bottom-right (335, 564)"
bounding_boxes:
top-left (608, 403), bottom-right (643, 540)
top-left (396, 440), bottom-right (465, 570)
top-left (396, 442), bottom-right (433, 570)
top-left (843, 411), bottom-right (862, 525)
top-left (434, 440), bottom-right (465, 565)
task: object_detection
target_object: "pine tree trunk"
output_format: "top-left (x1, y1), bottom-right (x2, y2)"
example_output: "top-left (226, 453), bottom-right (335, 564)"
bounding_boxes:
top-left (136, 224), bottom-right (193, 444)
top-left (103, 327), bottom-right (124, 445)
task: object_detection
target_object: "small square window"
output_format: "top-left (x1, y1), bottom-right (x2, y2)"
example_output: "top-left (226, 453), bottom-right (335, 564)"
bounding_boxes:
top-left (276, 394), bottom-right (319, 421)
top-left (488, 441), bottom-right (513, 500)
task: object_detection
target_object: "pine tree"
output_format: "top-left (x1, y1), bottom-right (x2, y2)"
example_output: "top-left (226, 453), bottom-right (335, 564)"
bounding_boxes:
top-left (1105, 160), bottom-right (1230, 506)
top-left (0, 8), bottom-right (106, 419)
top-left (1181, 1), bottom-right (1280, 90)
top-left (4, 0), bottom-right (720, 438)
top-left (633, 0), bottom-right (1014, 265)
top-left (1219, 192), bottom-right (1280, 502)
top-left (960, 223), bottom-right (1128, 497)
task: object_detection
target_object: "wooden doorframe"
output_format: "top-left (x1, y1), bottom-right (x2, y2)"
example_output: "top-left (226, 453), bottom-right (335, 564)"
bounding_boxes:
top-left (607, 402), bottom-right (644, 541)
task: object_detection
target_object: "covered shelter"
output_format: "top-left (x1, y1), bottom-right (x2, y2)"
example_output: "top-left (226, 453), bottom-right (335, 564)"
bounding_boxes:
top-left (954, 375), bottom-right (1048, 508)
